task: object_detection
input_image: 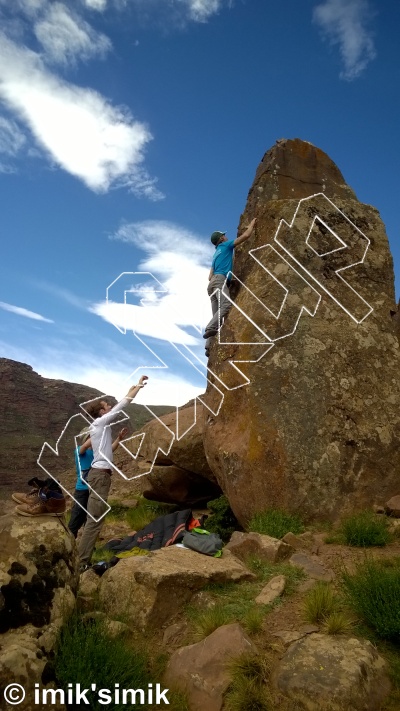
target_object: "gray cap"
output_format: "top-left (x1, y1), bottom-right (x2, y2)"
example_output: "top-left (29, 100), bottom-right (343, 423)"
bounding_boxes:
top-left (210, 231), bottom-right (226, 246)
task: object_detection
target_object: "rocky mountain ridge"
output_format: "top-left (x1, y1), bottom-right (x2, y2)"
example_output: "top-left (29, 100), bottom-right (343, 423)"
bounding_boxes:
top-left (0, 358), bottom-right (174, 495)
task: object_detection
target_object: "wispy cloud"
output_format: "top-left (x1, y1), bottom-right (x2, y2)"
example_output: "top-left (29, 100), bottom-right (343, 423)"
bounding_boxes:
top-left (0, 116), bottom-right (26, 156)
top-left (0, 33), bottom-right (163, 196)
top-left (0, 301), bottom-right (54, 322)
top-left (0, 0), bottom-right (226, 193)
top-left (83, 0), bottom-right (108, 11)
top-left (34, 2), bottom-right (111, 65)
top-left (92, 220), bottom-right (213, 343)
top-left (32, 281), bottom-right (90, 309)
top-left (313, 0), bottom-right (376, 80)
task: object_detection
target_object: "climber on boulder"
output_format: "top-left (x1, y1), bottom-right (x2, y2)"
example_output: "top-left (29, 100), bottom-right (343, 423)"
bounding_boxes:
top-left (203, 218), bottom-right (257, 357)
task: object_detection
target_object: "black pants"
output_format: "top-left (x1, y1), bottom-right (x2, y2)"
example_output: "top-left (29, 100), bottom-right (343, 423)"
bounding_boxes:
top-left (68, 488), bottom-right (90, 538)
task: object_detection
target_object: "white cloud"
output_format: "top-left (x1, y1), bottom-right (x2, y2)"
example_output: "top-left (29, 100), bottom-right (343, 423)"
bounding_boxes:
top-left (0, 116), bottom-right (26, 156)
top-left (34, 3), bottom-right (111, 65)
top-left (184, 0), bottom-right (222, 22)
top-left (0, 301), bottom-right (54, 322)
top-left (0, 33), bottom-right (163, 196)
top-left (93, 220), bottom-right (213, 342)
top-left (313, 0), bottom-right (376, 80)
top-left (83, 0), bottom-right (107, 10)
top-left (121, 0), bottom-right (225, 26)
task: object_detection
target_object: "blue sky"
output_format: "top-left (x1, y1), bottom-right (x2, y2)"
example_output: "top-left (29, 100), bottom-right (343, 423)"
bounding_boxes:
top-left (0, 0), bottom-right (399, 406)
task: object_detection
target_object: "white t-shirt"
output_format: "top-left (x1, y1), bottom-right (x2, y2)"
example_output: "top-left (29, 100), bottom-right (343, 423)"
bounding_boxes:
top-left (89, 398), bottom-right (130, 470)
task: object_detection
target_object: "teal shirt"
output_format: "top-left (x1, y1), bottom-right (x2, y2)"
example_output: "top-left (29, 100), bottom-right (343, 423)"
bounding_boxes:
top-left (212, 240), bottom-right (235, 276)
top-left (74, 446), bottom-right (93, 491)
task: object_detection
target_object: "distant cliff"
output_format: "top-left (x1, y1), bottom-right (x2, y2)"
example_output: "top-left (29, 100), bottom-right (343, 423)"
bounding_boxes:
top-left (0, 358), bottom-right (174, 494)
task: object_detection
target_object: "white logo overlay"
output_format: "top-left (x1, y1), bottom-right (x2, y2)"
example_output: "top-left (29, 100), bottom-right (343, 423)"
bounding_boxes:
top-left (37, 193), bottom-right (373, 522)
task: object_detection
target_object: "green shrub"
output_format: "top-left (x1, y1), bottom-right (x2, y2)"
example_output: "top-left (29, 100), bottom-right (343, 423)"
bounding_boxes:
top-left (303, 582), bottom-right (338, 625)
top-left (341, 557), bottom-right (400, 641)
top-left (55, 615), bottom-right (152, 710)
top-left (340, 510), bottom-right (391, 547)
top-left (205, 495), bottom-right (239, 543)
top-left (247, 508), bottom-right (304, 539)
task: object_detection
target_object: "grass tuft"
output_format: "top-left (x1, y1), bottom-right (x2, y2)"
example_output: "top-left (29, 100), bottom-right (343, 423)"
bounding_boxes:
top-left (340, 510), bottom-right (391, 547)
top-left (191, 604), bottom-right (234, 641)
top-left (225, 654), bottom-right (271, 711)
top-left (224, 678), bottom-right (271, 711)
top-left (341, 557), bottom-right (400, 641)
top-left (227, 653), bottom-right (270, 683)
top-left (242, 607), bottom-right (265, 635)
top-left (321, 610), bottom-right (355, 635)
top-left (247, 508), bottom-right (304, 539)
top-left (303, 582), bottom-right (338, 625)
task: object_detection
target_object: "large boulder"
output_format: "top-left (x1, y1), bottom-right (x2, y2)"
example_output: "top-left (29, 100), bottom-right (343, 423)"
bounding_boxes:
top-left (203, 138), bottom-right (400, 524)
top-left (164, 623), bottom-right (258, 711)
top-left (98, 546), bottom-right (254, 631)
top-left (276, 633), bottom-right (390, 710)
top-left (0, 514), bottom-right (78, 711)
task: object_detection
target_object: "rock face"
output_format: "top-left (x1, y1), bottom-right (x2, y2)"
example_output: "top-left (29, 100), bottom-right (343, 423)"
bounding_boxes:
top-left (0, 513), bottom-right (78, 711)
top-left (276, 633), bottom-right (390, 710)
top-left (203, 138), bottom-right (400, 524)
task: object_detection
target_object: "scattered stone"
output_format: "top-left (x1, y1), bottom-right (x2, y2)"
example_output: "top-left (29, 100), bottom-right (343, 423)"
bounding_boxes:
top-left (289, 552), bottom-right (334, 581)
top-left (163, 621), bottom-right (189, 647)
top-left (225, 531), bottom-right (293, 563)
top-left (298, 624), bottom-right (319, 635)
top-left (385, 495), bottom-right (400, 517)
top-left (272, 630), bottom-right (306, 645)
top-left (276, 633), bottom-right (390, 710)
top-left (297, 579), bottom-right (317, 594)
top-left (255, 575), bottom-right (286, 605)
top-left (99, 546), bottom-right (254, 631)
top-left (79, 568), bottom-right (101, 597)
top-left (282, 531), bottom-right (313, 550)
top-left (189, 590), bottom-right (217, 610)
top-left (373, 504), bottom-right (385, 515)
top-left (164, 623), bottom-right (258, 711)
top-left (119, 498), bottom-right (139, 509)
top-left (105, 620), bottom-right (131, 639)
